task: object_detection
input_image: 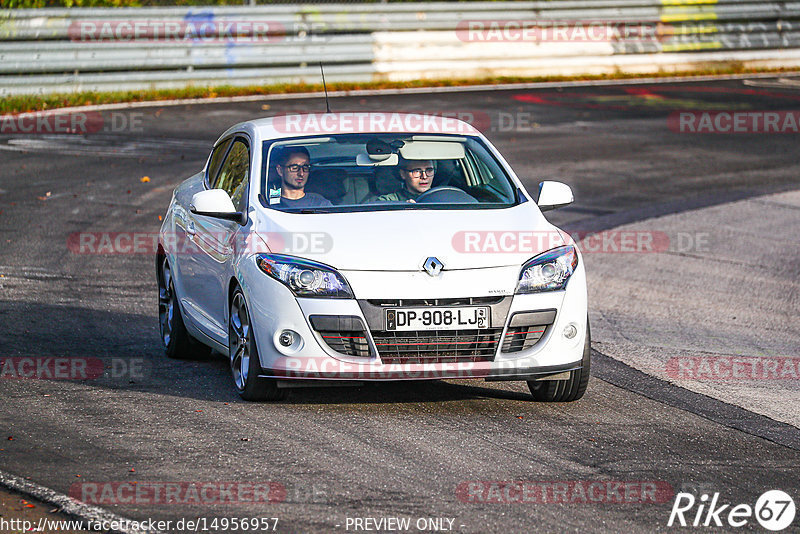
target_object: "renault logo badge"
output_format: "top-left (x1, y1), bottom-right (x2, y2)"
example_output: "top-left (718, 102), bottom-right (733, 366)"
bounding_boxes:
top-left (423, 257), bottom-right (444, 277)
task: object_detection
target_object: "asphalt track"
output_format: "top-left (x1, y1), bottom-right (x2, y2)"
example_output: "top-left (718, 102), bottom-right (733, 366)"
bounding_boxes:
top-left (1, 76), bottom-right (799, 533)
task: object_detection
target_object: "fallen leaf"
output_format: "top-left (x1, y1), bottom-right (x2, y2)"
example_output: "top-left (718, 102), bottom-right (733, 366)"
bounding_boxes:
top-left (158, 215), bottom-right (163, 221)
top-left (140, 176), bottom-right (150, 183)
top-left (240, 438), bottom-right (251, 441)
top-left (129, 468), bottom-right (135, 473)
top-left (6, 436), bottom-right (12, 440)
top-left (25, 504), bottom-right (34, 508)
top-left (126, 190), bottom-right (131, 194)
top-left (261, 104), bottom-right (271, 111)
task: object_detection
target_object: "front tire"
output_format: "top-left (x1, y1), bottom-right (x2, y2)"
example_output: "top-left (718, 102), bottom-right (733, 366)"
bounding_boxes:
top-left (158, 258), bottom-right (211, 360)
top-left (229, 288), bottom-right (286, 401)
top-left (527, 321), bottom-right (591, 402)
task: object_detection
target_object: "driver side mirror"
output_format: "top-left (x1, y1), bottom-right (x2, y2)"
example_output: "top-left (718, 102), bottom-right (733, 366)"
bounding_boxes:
top-left (190, 189), bottom-right (246, 224)
top-left (537, 181), bottom-right (574, 212)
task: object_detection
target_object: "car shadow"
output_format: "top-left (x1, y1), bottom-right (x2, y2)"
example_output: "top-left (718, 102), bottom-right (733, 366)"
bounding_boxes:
top-left (0, 301), bottom-right (537, 405)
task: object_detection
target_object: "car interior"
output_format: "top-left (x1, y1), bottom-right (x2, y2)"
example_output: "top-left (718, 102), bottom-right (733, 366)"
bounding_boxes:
top-left (262, 135), bottom-right (517, 209)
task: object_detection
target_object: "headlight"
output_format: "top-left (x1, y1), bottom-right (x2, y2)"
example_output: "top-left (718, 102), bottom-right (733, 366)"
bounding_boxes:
top-left (516, 246), bottom-right (578, 294)
top-left (256, 254), bottom-right (353, 298)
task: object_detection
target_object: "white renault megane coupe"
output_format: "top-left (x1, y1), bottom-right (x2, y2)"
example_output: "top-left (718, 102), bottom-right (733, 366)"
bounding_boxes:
top-left (157, 112), bottom-right (589, 402)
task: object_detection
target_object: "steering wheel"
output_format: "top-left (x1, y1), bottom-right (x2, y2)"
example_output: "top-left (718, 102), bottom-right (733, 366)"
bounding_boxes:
top-left (415, 186), bottom-right (478, 204)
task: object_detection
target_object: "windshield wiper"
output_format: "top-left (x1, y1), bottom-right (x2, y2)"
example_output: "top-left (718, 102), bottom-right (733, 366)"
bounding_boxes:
top-left (298, 208), bottom-right (333, 214)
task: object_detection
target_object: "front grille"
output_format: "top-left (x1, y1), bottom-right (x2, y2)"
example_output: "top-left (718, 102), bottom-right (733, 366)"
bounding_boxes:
top-left (372, 328), bottom-right (503, 365)
top-left (501, 326), bottom-right (548, 353)
top-left (317, 331), bottom-right (371, 358)
top-left (366, 296), bottom-right (503, 307)
top-left (310, 315), bottom-right (371, 358)
top-left (500, 309), bottom-right (557, 353)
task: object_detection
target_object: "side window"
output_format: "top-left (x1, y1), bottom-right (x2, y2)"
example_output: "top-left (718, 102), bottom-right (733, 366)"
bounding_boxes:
top-left (215, 139), bottom-right (250, 211)
top-left (463, 145), bottom-right (514, 202)
top-left (206, 138), bottom-right (232, 186)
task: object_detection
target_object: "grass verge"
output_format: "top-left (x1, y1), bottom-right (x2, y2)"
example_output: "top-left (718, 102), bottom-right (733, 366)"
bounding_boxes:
top-left (2, 65), bottom-right (797, 114)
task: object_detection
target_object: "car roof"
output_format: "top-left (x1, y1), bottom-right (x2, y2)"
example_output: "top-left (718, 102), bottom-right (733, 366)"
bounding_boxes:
top-left (218, 112), bottom-right (481, 143)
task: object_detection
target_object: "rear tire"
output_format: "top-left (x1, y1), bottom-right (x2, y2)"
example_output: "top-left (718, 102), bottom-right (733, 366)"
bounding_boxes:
top-left (229, 288), bottom-right (286, 402)
top-left (158, 258), bottom-right (211, 360)
top-left (527, 321), bottom-right (591, 402)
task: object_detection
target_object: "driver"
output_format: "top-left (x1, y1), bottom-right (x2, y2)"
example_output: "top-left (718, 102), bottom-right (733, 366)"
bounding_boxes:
top-left (373, 158), bottom-right (435, 202)
top-left (274, 146), bottom-right (332, 208)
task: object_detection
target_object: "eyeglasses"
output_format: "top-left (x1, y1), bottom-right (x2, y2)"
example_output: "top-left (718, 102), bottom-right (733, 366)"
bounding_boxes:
top-left (402, 167), bottom-right (435, 178)
top-left (283, 163), bottom-right (311, 173)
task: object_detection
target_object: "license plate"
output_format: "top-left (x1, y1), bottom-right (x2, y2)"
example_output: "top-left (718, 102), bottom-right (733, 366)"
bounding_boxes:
top-left (385, 307), bottom-right (489, 331)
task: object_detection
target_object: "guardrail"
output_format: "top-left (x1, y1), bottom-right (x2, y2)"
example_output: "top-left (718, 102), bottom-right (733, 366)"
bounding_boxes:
top-left (1, 1), bottom-right (799, 96)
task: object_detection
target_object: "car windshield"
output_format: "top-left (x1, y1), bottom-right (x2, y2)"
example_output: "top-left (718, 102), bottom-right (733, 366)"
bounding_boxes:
top-left (260, 134), bottom-right (519, 213)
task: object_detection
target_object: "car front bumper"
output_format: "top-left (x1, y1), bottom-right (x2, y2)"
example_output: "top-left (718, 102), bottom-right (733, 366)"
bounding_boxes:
top-left (239, 257), bottom-right (587, 382)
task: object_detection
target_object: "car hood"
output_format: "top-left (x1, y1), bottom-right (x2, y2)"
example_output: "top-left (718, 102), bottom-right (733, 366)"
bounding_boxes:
top-left (252, 203), bottom-right (567, 271)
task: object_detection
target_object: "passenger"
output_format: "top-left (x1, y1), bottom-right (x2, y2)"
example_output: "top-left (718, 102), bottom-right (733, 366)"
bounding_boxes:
top-left (372, 158), bottom-right (435, 203)
top-left (274, 147), bottom-right (332, 208)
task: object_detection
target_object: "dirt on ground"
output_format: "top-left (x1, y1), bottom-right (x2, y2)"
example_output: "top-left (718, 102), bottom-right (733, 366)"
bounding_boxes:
top-left (0, 485), bottom-right (94, 533)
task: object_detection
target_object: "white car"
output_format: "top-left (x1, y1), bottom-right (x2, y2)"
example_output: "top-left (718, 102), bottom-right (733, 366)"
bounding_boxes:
top-left (157, 113), bottom-right (589, 402)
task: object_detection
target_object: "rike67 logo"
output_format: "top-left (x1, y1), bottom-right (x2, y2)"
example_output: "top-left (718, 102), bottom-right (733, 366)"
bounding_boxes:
top-left (668, 490), bottom-right (796, 531)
